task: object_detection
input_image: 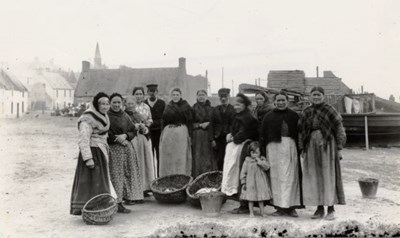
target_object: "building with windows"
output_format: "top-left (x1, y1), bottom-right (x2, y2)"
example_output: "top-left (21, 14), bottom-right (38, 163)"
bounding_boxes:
top-left (0, 69), bottom-right (28, 118)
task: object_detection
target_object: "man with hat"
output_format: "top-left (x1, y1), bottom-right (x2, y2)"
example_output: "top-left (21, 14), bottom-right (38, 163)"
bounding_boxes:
top-left (209, 88), bottom-right (235, 171)
top-left (144, 84), bottom-right (166, 176)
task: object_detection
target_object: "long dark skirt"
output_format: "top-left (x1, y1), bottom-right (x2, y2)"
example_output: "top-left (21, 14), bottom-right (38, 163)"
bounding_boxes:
top-left (70, 147), bottom-right (111, 215)
top-left (302, 130), bottom-right (345, 205)
top-left (192, 129), bottom-right (217, 177)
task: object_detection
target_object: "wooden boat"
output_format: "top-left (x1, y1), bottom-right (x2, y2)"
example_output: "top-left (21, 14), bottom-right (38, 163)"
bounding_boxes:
top-left (342, 113), bottom-right (400, 147)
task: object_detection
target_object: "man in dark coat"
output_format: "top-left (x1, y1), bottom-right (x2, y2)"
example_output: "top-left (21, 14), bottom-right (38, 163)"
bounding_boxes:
top-left (209, 88), bottom-right (235, 171)
top-left (144, 84), bottom-right (166, 176)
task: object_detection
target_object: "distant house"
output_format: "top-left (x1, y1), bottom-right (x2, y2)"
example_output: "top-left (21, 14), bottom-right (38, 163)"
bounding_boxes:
top-left (38, 71), bottom-right (75, 109)
top-left (8, 66), bottom-right (75, 111)
top-left (75, 57), bottom-right (207, 105)
top-left (0, 69), bottom-right (28, 118)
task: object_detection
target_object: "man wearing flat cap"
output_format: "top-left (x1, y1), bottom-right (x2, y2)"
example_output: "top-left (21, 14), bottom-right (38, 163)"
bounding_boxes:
top-left (209, 88), bottom-right (235, 170)
top-left (144, 84), bottom-right (166, 176)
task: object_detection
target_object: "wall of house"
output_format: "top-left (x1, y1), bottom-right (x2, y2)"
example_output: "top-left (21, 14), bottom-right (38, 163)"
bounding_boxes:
top-left (52, 88), bottom-right (75, 109)
top-left (0, 89), bottom-right (29, 118)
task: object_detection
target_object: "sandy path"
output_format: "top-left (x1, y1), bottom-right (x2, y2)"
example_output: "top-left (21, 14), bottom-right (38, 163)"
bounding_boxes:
top-left (0, 114), bottom-right (399, 237)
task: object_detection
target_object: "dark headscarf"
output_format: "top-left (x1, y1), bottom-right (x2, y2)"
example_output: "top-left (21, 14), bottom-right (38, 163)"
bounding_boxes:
top-left (92, 92), bottom-right (109, 113)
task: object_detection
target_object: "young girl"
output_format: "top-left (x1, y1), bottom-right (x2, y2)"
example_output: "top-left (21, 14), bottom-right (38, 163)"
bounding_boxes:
top-left (240, 141), bottom-right (272, 217)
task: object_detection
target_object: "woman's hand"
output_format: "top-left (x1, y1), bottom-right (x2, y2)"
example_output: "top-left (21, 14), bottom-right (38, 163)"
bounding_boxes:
top-left (300, 150), bottom-right (306, 159)
top-left (226, 133), bottom-right (233, 143)
top-left (200, 122), bottom-right (210, 129)
top-left (211, 140), bottom-right (217, 148)
top-left (85, 159), bottom-right (95, 169)
top-left (121, 140), bottom-right (129, 146)
top-left (338, 150), bottom-right (343, 160)
top-left (115, 134), bottom-right (128, 144)
top-left (134, 123), bottom-right (140, 130)
top-left (144, 120), bottom-right (152, 128)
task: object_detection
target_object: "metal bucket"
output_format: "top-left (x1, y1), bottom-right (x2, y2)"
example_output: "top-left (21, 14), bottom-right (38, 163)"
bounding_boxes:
top-left (358, 178), bottom-right (379, 198)
top-left (198, 192), bottom-right (225, 217)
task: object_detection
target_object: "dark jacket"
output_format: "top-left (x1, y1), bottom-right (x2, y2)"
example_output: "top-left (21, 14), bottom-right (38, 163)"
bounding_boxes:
top-left (209, 104), bottom-right (235, 141)
top-left (231, 109), bottom-right (259, 144)
top-left (144, 98), bottom-right (166, 132)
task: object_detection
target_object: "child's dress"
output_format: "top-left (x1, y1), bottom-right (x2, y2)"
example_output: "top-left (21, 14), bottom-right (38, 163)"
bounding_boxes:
top-left (240, 156), bottom-right (272, 201)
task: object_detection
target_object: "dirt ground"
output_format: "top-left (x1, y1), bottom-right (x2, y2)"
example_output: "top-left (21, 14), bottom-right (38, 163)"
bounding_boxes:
top-left (1, 113), bottom-right (400, 237)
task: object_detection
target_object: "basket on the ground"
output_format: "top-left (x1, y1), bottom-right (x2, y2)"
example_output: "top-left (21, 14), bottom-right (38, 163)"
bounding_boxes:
top-left (150, 174), bottom-right (193, 203)
top-left (186, 171), bottom-right (223, 207)
top-left (82, 193), bottom-right (117, 225)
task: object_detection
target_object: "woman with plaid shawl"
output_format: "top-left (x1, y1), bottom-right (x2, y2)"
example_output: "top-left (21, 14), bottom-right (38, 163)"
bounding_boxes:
top-left (298, 86), bottom-right (346, 220)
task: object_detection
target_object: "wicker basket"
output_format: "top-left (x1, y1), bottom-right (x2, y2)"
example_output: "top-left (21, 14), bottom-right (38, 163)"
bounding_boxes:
top-left (186, 171), bottom-right (223, 207)
top-left (150, 174), bottom-right (193, 204)
top-left (82, 193), bottom-right (117, 225)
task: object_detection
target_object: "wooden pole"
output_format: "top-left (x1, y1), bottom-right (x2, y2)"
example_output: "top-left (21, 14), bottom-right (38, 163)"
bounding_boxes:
top-left (222, 67), bottom-right (224, 88)
top-left (364, 116), bottom-right (369, 150)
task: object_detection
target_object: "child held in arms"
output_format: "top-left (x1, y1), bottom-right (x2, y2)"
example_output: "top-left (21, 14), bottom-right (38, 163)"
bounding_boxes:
top-left (240, 141), bottom-right (272, 217)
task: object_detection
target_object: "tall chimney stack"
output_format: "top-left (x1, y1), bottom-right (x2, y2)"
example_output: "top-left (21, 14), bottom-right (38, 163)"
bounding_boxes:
top-left (316, 66), bottom-right (319, 78)
top-left (82, 61), bottom-right (90, 72)
top-left (178, 57), bottom-right (186, 75)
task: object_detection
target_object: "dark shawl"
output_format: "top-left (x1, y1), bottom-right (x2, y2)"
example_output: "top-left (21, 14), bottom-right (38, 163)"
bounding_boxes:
top-left (231, 108), bottom-right (259, 144)
top-left (254, 102), bottom-right (274, 122)
top-left (298, 102), bottom-right (346, 150)
top-left (192, 100), bottom-right (212, 124)
top-left (162, 99), bottom-right (194, 136)
top-left (107, 109), bottom-right (137, 145)
top-left (260, 107), bottom-right (299, 149)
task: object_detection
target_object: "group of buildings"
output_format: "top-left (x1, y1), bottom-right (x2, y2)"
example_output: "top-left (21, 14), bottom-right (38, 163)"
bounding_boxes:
top-left (0, 43), bottom-right (208, 118)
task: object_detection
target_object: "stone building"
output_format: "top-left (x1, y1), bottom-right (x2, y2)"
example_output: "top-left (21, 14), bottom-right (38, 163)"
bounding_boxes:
top-left (74, 44), bottom-right (208, 105)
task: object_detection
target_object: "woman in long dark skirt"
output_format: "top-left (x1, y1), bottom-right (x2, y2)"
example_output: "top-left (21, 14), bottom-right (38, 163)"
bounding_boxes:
top-left (70, 92), bottom-right (115, 215)
top-left (298, 86), bottom-right (346, 220)
top-left (108, 93), bottom-right (143, 213)
top-left (191, 89), bottom-right (216, 177)
top-left (159, 88), bottom-right (194, 177)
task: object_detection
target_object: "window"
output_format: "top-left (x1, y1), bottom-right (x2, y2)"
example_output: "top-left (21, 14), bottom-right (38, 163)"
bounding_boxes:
top-left (56, 90), bottom-right (59, 98)
top-left (11, 102), bottom-right (13, 114)
top-left (64, 90), bottom-right (66, 97)
top-left (11, 90), bottom-right (14, 97)
top-left (22, 91), bottom-right (24, 98)
top-left (69, 90), bottom-right (71, 97)
top-left (22, 102), bottom-right (24, 113)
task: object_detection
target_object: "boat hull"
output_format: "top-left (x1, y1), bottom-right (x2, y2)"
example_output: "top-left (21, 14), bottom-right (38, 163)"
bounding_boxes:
top-left (342, 113), bottom-right (400, 147)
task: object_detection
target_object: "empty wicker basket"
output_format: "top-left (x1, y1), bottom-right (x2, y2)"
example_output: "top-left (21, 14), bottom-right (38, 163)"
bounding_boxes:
top-left (186, 171), bottom-right (223, 207)
top-left (82, 193), bottom-right (117, 225)
top-left (150, 174), bottom-right (193, 204)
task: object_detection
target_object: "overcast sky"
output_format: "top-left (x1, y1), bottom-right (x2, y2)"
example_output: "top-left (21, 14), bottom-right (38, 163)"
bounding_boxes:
top-left (0, 0), bottom-right (399, 99)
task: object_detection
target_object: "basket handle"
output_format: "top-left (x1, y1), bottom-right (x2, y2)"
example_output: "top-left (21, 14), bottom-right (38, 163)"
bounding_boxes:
top-left (82, 193), bottom-right (115, 211)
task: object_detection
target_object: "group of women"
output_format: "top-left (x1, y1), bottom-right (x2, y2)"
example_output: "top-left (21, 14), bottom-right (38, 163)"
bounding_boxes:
top-left (70, 87), bottom-right (157, 214)
top-left (221, 86), bottom-right (346, 220)
top-left (70, 85), bottom-right (346, 220)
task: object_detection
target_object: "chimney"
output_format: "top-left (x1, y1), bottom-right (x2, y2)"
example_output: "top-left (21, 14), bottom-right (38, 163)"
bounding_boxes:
top-left (178, 57), bottom-right (186, 75)
top-left (82, 61), bottom-right (90, 72)
top-left (316, 66), bottom-right (319, 78)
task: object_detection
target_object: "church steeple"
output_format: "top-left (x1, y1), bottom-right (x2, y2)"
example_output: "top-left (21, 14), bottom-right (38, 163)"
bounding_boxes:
top-left (94, 42), bottom-right (102, 69)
